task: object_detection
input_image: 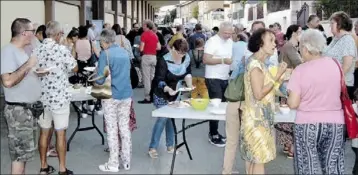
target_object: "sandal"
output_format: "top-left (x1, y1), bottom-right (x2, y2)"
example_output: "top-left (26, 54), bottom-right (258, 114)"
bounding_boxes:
top-left (167, 146), bottom-right (181, 154)
top-left (58, 168), bottom-right (74, 175)
top-left (39, 165), bottom-right (56, 174)
top-left (148, 149), bottom-right (158, 159)
top-left (283, 147), bottom-right (289, 154)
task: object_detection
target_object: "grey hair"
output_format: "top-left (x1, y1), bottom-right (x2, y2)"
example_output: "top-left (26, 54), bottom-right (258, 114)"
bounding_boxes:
top-left (235, 23), bottom-right (245, 30)
top-left (100, 29), bottom-right (116, 44)
top-left (300, 29), bottom-right (327, 55)
top-left (355, 20), bottom-right (358, 26)
top-left (45, 21), bottom-right (62, 37)
top-left (219, 21), bottom-right (233, 30)
top-left (11, 18), bottom-right (32, 37)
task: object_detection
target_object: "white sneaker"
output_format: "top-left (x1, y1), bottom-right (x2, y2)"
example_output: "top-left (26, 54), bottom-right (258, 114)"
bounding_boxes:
top-left (98, 163), bottom-right (119, 172)
top-left (88, 105), bottom-right (95, 111)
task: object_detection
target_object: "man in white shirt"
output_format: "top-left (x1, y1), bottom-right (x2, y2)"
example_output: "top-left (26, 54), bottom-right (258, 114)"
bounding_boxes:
top-left (203, 21), bottom-right (233, 147)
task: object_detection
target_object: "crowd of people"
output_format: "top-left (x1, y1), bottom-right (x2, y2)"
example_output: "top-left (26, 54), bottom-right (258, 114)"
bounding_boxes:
top-left (1, 10), bottom-right (358, 175)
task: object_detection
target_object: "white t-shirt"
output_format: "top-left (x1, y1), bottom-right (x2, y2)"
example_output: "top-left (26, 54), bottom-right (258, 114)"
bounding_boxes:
top-left (204, 35), bottom-right (233, 80)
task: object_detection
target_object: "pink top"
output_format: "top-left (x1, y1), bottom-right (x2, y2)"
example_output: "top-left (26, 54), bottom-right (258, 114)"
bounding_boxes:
top-left (75, 39), bottom-right (91, 61)
top-left (287, 57), bottom-right (344, 124)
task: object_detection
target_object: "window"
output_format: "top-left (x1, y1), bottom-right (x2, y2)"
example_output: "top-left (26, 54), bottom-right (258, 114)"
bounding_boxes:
top-left (248, 7), bottom-right (253, 21)
top-left (267, 0), bottom-right (290, 13)
top-left (256, 3), bottom-right (264, 19)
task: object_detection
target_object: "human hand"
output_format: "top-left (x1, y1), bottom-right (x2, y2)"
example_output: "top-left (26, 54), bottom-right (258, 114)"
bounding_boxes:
top-left (224, 58), bottom-right (232, 65)
top-left (164, 86), bottom-right (178, 96)
top-left (34, 68), bottom-right (49, 77)
top-left (276, 62), bottom-right (287, 80)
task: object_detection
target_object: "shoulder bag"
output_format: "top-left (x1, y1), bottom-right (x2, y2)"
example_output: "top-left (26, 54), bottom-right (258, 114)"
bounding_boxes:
top-left (88, 50), bottom-right (112, 99)
top-left (224, 73), bottom-right (245, 102)
top-left (333, 58), bottom-right (358, 139)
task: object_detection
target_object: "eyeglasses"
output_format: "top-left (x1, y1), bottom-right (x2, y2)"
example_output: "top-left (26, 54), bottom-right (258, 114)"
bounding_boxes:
top-left (24, 29), bottom-right (36, 34)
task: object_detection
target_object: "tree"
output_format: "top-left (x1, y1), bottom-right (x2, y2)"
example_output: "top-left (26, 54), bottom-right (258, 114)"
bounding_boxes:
top-left (170, 9), bottom-right (177, 22)
top-left (192, 5), bottom-right (199, 19)
top-left (316, 0), bottom-right (358, 19)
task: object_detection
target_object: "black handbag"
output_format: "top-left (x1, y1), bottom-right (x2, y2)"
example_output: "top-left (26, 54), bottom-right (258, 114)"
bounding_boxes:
top-left (130, 60), bottom-right (139, 89)
top-left (29, 101), bottom-right (45, 119)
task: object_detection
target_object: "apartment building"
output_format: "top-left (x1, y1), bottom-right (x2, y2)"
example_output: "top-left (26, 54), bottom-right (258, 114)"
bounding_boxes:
top-left (176, 0), bottom-right (199, 24)
top-left (0, 0), bottom-right (178, 47)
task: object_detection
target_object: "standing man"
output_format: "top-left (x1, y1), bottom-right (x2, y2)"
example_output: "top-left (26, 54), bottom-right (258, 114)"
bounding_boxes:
top-left (126, 23), bottom-right (140, 46)
top-left (203, 21), bottom-right (233, 147)
top-left (1, 18), bottom-right (41, 174)
top-left (302, 14), bottom-right (320, 30)
top-left (87, 23), bottom-right (97, 41)
top-left (35, 21), bottom-right (78, 175)
top-left (188, 24), bottom-right (206, 50)
top-left (138, 20), bottom-right (160, 104)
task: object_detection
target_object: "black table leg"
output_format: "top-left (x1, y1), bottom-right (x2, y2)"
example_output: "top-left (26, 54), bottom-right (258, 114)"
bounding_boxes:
top-left (182, 119), bottom-right (193, 160)
top-left (67, 101), bottom-right (104, 151)
top-left (168, 119), bottom-right (210, 174)
top-left (170, 118), bottom-right (178, 175)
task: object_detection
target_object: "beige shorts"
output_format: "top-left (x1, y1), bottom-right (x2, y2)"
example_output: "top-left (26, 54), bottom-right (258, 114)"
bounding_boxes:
top-left (38, 105), bottom-right (70, 130)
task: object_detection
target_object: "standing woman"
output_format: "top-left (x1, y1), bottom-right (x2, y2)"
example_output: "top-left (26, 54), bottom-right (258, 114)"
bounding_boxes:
top-left (240, 28), bottom-right (287, 174)
top-left (287, 29), bottom-right (345, 174)
top-left (275, 24), bottom-right (302, 159)
top-left (148, 39), bottom-right (193, 158)
top-left (95, 29), bottom-right (133, 172)
top-left (323, 11), bottom-right (357, 100)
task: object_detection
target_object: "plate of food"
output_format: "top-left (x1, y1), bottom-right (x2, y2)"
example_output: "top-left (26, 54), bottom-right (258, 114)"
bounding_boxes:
top-left (34, 66), bottom-right (56, 74)
top-left (176, 87), bottom-right (196, 92)
top-left (168, 101), bottom-right (191, 108)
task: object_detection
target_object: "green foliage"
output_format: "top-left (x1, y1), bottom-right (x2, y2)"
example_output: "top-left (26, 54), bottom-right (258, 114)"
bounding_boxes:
top-left (316, 0), bottom-right (358, 18)
top-left (192, 5), bottom-right (199, 19)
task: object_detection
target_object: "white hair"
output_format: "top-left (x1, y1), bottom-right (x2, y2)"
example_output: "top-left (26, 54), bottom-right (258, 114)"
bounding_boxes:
top-left (219, 21), bottom-right (233, 30)
top-left (235, 23), bottom-right (245, 30)
top-left (300, 29), bottom-right (327, 55)
top-left (45, 21), bottom-right (62, 37)
top-left (100, 29), bottom-right (116, 43)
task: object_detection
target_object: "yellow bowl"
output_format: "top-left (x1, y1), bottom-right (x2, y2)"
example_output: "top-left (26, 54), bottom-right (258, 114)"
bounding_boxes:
top-left (190, 98), bottom-right (210, 110)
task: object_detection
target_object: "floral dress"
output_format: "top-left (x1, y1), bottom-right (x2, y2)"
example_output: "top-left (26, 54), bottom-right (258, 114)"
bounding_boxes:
top-left (240, 58), bottom-right (276, 164)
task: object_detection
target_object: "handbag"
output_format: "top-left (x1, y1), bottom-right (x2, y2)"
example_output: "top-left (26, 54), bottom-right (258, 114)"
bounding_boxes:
top-left (333, 58), bottom-right (358, 139)
top-left (88, 40), bottom-right (98, 66)
top-left (224, 73), bottom-right (245, 102)
top-left (118, 35), bottom-right (139, 89)
top-left (88, 50), bottom-right (112, 99)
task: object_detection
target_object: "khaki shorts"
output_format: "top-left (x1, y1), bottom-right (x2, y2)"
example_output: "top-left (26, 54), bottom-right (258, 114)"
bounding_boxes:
top-left (4, 105), bottom-right (38, 162)
top-left (38, 105), bottom-right (70, 130)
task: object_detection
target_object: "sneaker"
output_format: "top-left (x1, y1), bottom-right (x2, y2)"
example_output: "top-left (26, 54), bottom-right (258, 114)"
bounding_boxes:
top-left (218, 134), bottom-right (227, 142)
top-left (167, 146), bottom-right (181, 154)
top-left (208, 134), bottom-right (226, 147)
top-left (99, 163), bottom-right (119, 172)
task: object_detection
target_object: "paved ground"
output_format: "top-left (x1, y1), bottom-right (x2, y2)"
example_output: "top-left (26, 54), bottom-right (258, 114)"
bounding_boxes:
top-left (0, 66), bottom-right (356, 174)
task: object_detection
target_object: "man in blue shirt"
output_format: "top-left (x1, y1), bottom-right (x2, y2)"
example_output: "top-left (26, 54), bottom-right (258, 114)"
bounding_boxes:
top-left (188, 24), bottom-right (207, 50)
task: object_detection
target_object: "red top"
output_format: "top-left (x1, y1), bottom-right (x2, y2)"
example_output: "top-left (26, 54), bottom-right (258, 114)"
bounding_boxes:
top-left (141, 30), bottom-right (158, 55)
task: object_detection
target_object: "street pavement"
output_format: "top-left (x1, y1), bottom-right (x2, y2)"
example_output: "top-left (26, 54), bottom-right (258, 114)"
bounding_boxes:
top-left (0, 66), bottom-right (356, 174)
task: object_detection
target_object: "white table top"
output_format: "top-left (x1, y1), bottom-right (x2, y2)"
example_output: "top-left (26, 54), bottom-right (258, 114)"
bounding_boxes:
top-left (152, 102), bottom-right (296, 123)
top-left (69, 87), bottom-right (95, 102)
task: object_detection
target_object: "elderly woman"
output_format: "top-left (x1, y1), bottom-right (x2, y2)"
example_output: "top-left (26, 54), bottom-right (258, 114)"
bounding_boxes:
top-left (112, 24), bottom-right (134, 59)
top-left (240, 28), bottom-right (287, 174)
top-left (287, 29), bottom-right (345, 174)
top-left (323, 11), bottom-right (357, 100)
top-left (148, 39), bottom-right (193, 158)
top-left (96, 29), bottom-right (133, 172)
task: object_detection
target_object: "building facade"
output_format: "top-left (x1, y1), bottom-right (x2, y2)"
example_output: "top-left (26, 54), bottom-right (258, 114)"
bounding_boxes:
top-left (1, 0), bottom-right (177, 47)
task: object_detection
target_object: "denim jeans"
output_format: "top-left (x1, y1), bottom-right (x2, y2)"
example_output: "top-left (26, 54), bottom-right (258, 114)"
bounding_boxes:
top-left (149, 95), bottom-right (175, 149)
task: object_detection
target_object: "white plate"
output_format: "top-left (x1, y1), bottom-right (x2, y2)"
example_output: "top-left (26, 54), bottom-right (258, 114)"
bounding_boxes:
top-left (210, 109), bottom-right (226, 115)
top-left (168, 101), bottom-right (191, 108)
top-left (176, 87), bottom-right (195, 92)
top-left (84, 67), bottom-right (96, 72)
top-left (34, 66), bottom-right (56, 74)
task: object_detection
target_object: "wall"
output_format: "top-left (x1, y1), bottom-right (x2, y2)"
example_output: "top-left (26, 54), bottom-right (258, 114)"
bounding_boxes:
top-left (118, 16), bottom-right (124, 27)
top-left (54, 1), bottom-right (80, 29)
top-left (105, 13), bottom-right (114, 26)
top-left (1, 1), bottom-right (45, 47)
